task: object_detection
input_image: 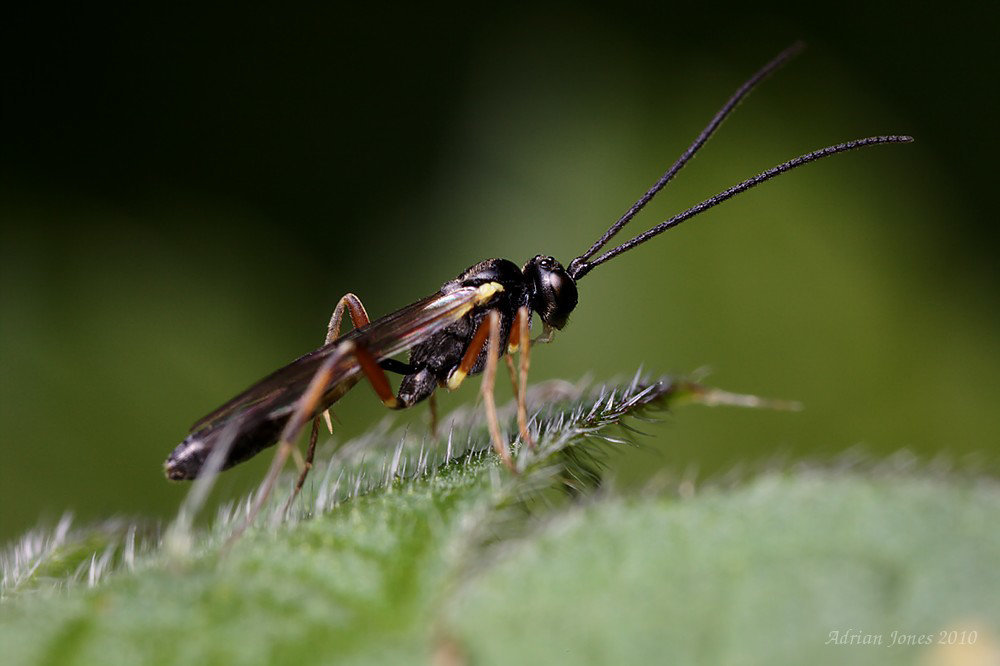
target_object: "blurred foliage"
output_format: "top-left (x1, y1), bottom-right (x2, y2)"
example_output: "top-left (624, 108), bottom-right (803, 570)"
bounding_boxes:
top-left (445, 473), bottom-right (1000, 666)
top-left (1, 3), bottom-right (998, 547)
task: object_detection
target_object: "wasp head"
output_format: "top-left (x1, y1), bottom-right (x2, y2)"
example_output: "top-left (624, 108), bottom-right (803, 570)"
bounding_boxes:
top-left (523, 255), bottom-right (578, 329)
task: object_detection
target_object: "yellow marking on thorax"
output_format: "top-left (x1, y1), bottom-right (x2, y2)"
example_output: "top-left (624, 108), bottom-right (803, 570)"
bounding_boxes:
top-left (475, 281), bottom-right (503, 304)
top-left (446, 369), bottom-right (467, 391)
top-left (449, 282), bottom-right (503, 320)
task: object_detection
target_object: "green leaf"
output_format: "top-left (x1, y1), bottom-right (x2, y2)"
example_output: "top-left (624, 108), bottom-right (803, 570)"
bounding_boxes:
top-left (2, 375), bottom-right (997, 666)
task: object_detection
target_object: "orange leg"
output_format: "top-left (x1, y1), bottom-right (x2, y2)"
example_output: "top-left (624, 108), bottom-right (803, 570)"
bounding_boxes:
top-left (442, 311), bottom-right (514, 470)
top-left (321, 293), bottom-right (372, 432)
top-left (445, 310), bottom-right (495, 391)
top-left (505, 311), bottom-right (521, 394)
top-left (351, 342), bottom-right (402, 408)
top-left (232, 305), bottom-right (518, 541)
top-left (479, 311), bottom-right (514, 471)
top-left (428, 392), bottom-right (439, 438)
top-left (504, 355), bottom-right (518, 395)
top-left (227, 342), bottom-right (350, 545)
top-left (514, 307), bottom-right (533, 448)
top-left (325, 293), bottom-right (371, 343)
top-left (287, 293), bottom-right (375, 515)
top-left (230, 332), bottom-right (424, 541)
top-left (502, 307), bottom-right (533, 448)
top-left (282, 417), bottom-right (320, 516)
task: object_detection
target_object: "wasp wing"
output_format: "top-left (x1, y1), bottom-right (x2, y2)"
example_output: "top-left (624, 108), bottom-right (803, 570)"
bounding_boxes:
top-left (187, 286), bottom-right (487, 434)
top-left (166, 285), bottom-right (494, 480)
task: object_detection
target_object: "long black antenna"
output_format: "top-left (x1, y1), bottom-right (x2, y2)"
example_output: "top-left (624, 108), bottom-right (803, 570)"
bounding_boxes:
top-left (569, 135), bottom-right (913, 280)
top-left (567, 41), bottom-right (805, 279)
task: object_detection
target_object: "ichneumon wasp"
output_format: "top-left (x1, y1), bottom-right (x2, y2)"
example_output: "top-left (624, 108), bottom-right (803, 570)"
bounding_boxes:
top-left (165, 42), bottom-right (911, 530)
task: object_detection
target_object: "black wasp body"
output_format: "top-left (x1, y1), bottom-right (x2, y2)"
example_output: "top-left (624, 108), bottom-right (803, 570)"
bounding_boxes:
top-left (165, 44), bottom-right (911, 532)
top-left (165, 255), bottom-right (576, 480)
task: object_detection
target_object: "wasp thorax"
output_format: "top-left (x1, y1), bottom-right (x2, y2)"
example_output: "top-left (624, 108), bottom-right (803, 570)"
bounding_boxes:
top-left (524, 255), bottom-right (578, 329)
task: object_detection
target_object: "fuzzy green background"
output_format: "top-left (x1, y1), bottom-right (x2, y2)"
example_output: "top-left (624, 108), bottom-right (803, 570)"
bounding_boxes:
top-left (2, 1), bottom-right (997, 551)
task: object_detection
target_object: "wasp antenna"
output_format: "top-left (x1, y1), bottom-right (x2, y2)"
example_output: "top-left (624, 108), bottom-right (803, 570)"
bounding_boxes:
top-left (568, 41), bottom-right (806, 278)
top-left (570, 135), bottom-right (913, 279)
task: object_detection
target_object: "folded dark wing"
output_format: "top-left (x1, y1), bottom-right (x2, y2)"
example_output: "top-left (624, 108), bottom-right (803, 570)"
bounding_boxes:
top-left (187, 286), bottom-right (486, 433)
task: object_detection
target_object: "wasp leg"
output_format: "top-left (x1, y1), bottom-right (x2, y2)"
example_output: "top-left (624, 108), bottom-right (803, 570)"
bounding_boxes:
top-left (282, 416), bottom-right (321, 516)
top-left (504, 310), bottom-right (521, 393)
top-left (280, 293), bottom-right (389, 517)
top-left (505, 307), bottom-right (534, 448)
top-left (443, 311), bottom-right (514, 469)
top-left (228, 343), bottom-right (350, 545)
top-left (325, 293), bottom-right (371, 342)
top-left (428, 392), bottom-right (439, 438)
top-left (321, 293), bottom-right (373, 432)
top-left (232, 332), bottom-right (414, 540)
top-left (237, 336), bottom-right (424, 539)
top-left (517, 307), bottom-right (533, 448)
top-left (439, 311), bottom-right (513, 469)
top-left (479, 311), bottom-right (514, 471)
top-left (445, 311), bottom-right (497, 392)
top-left (350, 342), bottom-right (403, 408)
top-left (504, 355), bottom-right (518, 395)
top-left (318, 294), bottom-right (415, 416)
